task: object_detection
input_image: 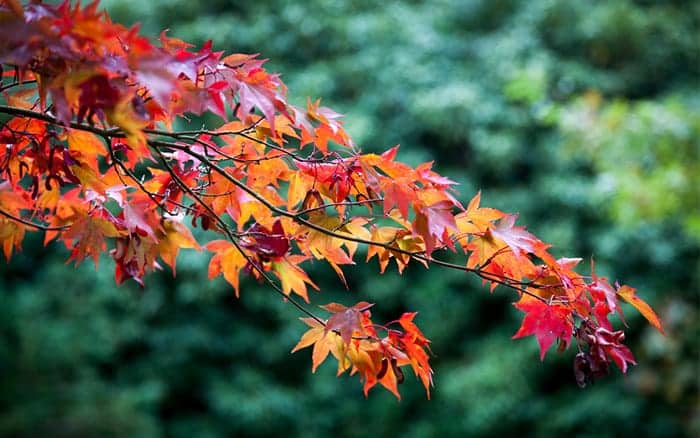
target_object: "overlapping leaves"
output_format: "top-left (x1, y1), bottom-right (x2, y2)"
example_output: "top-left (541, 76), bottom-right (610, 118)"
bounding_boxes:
top-left (0, 0), bottom-right (663, 398)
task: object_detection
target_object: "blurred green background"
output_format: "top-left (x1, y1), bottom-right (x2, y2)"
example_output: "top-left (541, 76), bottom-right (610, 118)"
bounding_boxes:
top-left (1, 0), bottom-right (698, 436)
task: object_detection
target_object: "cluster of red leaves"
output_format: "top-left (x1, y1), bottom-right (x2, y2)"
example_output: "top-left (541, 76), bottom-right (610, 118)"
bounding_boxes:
top-left (0, 0), bottom-right (663, 398)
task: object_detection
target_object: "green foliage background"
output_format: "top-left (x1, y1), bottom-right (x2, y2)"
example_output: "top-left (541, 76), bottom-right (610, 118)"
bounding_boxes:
top-left (1, 1), bottom-right (698, 436)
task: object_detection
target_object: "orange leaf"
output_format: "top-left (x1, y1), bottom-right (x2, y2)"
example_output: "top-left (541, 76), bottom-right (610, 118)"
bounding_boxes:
top-left (286, 172), bottom-right (313, 210)
top-left (271, 256), bottom-right (319, 302)
top-left (157, 219), bottom-right (200, 274)
top-left (206, 240), bottom-right (248, 297)
top-left (62, 213), bottom-right (123, 267)
top-left (292, 317), bottom-right (346, 373)
top-left (4, 0), bottom-right (24, 18)
top-left (67, 129), bottom-right (107, 168)
top-left (617, 285), bottom-right (664, 334)
top-left (291, 317), bottom-right (326, 353)
top-left (0, 219), bottom-right (25, 261)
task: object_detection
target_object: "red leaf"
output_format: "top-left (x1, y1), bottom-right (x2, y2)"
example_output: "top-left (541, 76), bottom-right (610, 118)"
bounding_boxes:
top-left (589, 260), bottom-right (626, 327)
top-left (240, 219), bottom-right (289, 259)
top-left (381, 178), bottom-right (415, 219)
top-left (491, 214), bottom-right (547, 258)
top-left (412, 200), bottom-right (457, 255)
top-left (592, 326), bottom-right (637, 373)
top-left (513, 297), bottom-right (573, 361)
top-left (322, 301), bottom-right (373, 345)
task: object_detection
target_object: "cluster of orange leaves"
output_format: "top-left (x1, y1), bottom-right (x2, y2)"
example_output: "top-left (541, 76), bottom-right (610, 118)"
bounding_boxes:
top-left (0, 0), bottom-right (662, 398)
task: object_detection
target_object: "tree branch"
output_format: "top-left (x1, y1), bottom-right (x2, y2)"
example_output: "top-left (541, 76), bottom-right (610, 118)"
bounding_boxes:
top-left (0, 207), bottom-right (70, 231)
top-left (0, 104), bottom-right (565, 308)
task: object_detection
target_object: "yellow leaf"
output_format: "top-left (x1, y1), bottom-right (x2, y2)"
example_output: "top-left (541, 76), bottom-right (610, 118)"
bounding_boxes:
top-left (106, 98), bottom-right (151, 161)
top-left (0, 219), bottom-right (25, 261)
top-left (37, 185), bottom-right (60, 211)
top-left (287, 172), bottom-right (313, 211)
top-left (71, 164), bottom-right (107, 194)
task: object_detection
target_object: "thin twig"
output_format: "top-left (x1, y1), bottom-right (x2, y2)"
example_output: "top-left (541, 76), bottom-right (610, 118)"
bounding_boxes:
top-left (0, 104), bottom-right (572, 308)
top-left (154, 146), bottom-right (327, 326)
top-left (0, 207), bottom-right (70, 231)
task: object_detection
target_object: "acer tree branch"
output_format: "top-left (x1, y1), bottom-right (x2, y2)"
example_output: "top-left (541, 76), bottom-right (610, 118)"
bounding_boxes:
top-left (0, 1), bottom-right (663, 398)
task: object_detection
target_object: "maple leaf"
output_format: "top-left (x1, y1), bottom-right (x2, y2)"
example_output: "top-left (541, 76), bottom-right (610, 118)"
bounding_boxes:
top-left (397, 312), bottom-right (433, 396)
top-left (291, 304), bottom-right (429, 400)
top-left (300, 214), bottom-right (371, 286)
top-left (111, 234), bottom-right (163, 286)
top-left (122, 200), bottom-right (159, 241)
top-left (455, 191), bottom-right (506, 234)
top-left (360, 145), bottom-right (414, 180)
top-left (291, 317), bottom-right (326, 355)
top-left (303, 99), bottom-right (353, 151)
top-left (616, 285), bottom-right (664, 334)
top-left (240, 219), bottom-right (290, 260)
top-left (531, 257), bottom-right (587, 301)
top-left (157, 219), bottom-right (200, 275)
top-left (370, 356), bottom-right (403, 400)
top-left (206, 240), bottom-right (248, 297)
top-left (322, 301), bottom-right (373, 345)
top-left (271, 255), bottom-right (319, 302)
top-left (412, 200), bottom-right (457, 255)
top-left (75, 74), bottom-right (121, 124)
top-left (292, 317), bottom-right (347, 373)
top-left (513, 297), bottom-right (573, 361)
top-left (344, 342), bottom-right (383, 395)
top-left (108, 111), bottom-right (151, 155)
top-left (233, 64), bottom-right (285, 133)
top-left (398, 312), bottom-right (429, 345)
top-left (415, 161), bottom-right (458, 188)
top-left (286, 172), bottom-right (314, 210)
top-left (366, 226), bottom-right (424, 274)
top-left (578, 320), bottom-right (637, 376)
top-left (0, 181), bottom-right (27, 215)
top-left (589, 260), bottom-right (626, 326)
top-left (455, 192), bottom-right (508, 268)
top-left (491, 214), bottom-right (549, 259)
top-left (596, 327), bottom-right (636, 373)
top-left (380, 177), bottom-right (415, 219)
top-left (366, 225), bottom-right (401, 273)
top-left (70, 163), bottom-right (109, 195)
top-left (62, 211), bottom-right (124, 267)
top-left (466, 232), bottom-right (518, 289)
top-left (0, 218), bottom-right (25, 261)
top-left (295, 160), bottom-right (361, 203)
top-left (66, 129), bottom-right (107, 168)
top-left (0, 0), bottom-right (663, 397)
